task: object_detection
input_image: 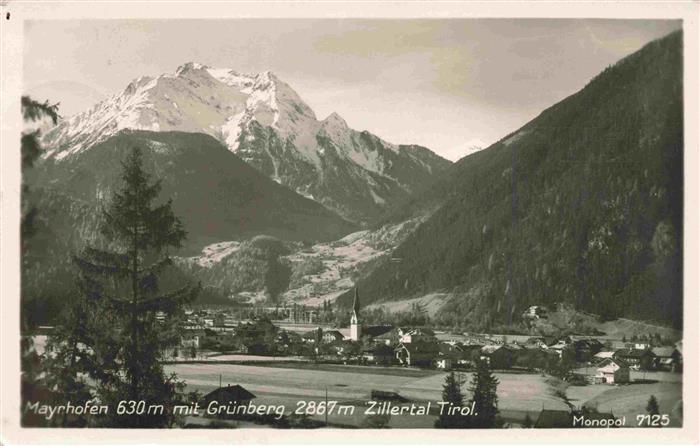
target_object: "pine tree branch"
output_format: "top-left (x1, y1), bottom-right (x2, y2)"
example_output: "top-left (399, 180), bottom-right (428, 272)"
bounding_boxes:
top-left (21, 96), bottom-right (60, 124)
top-left (136, 283), bottom-right (200, 313)
top-left (83, 247), bottom-right (131, 268)
top-left (101, 205), bottom-right (136, 241)
top-left (138, 257), bottom-right (173, 277)
top-left (73, 254), bottom-right (131, 278)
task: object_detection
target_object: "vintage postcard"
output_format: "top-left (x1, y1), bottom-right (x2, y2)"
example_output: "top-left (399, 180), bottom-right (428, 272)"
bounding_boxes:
top-left (1, 1), bottom-right (698, 445)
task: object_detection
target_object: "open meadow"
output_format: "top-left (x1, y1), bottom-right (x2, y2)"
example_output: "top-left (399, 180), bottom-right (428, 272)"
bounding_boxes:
top-left (165, 362), bottom-right (567, 427)
top-left (584, 382), bottom-right (682, 427)
top-left (566, 369), bottom-right (683, 428)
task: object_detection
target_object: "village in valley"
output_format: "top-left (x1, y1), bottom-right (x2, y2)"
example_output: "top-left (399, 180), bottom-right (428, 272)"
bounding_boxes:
top-left (16, 22), bottom-right (687, 434)
top-left (95, 288), bottom-right (683, 429)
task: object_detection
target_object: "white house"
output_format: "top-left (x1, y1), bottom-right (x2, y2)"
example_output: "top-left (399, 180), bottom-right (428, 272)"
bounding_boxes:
top-left (595, 358), bottom-right (630, 384)
top-left (399, 328), bottom-right (436, 344)
top-left (522, 305), bottom-right (547, 320)
top-left (435, 357), bottom-right (453, 370)
top-left (322, 330), bottom-right (344, 343)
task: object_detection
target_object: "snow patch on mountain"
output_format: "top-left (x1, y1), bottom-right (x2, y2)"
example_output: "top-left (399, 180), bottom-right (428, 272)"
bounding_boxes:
top-left (221, 111), bottom-right (247, 151)
top-left (369, 189), bottom-right (386, 205)
top-left (206, 68), bottom-right (255, 90)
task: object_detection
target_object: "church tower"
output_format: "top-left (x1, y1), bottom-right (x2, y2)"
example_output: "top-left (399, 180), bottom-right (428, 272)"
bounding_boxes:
top-left (350, 287), bottom-right (361, 341)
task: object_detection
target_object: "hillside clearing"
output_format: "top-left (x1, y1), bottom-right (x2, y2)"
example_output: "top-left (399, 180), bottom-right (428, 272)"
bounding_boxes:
top-left (365, 293), bottom-right (450, 318)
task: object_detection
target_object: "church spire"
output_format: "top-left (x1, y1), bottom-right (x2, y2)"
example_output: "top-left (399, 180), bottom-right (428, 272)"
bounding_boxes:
top-left (352, 286), bottom-right (360, 316)
top-left (350, 286), bottom-right (361, 341)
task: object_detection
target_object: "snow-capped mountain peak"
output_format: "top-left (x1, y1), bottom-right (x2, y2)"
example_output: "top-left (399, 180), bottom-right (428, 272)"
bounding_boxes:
top-left (43, 63), bottom-right (284, 159)
top-left (41, 62), bottom-right (451, 223)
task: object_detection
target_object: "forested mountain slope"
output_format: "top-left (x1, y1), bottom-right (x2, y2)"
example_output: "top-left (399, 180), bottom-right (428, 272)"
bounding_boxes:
top-left (342, 31), bottom-right (683, 330)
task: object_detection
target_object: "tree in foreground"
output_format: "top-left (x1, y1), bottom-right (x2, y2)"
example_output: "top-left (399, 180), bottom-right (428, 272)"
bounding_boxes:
top-left (435, 371), bottom-right (470, 428)
top-left (50, 147), bottom-right (198, 427)
top-left (20, 96), bottom-right (61, 426)
top-left (20, 96), bottom-right (59, 251)
top-left (20, 96), bottom-right (59, 332)
top-left (468, 359), bottom-right (501, 428)
top-left (41, 289), bottom-right (96, 427)
top-left (647, 395), bottom-right (660, 416)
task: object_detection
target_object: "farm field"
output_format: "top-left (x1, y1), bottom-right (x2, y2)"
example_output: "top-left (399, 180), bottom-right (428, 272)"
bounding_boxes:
top-left (198, 354), bottom-right (308, 362)
top-left (566, 383), bottom-right (612, 408)
top-left (165, 363), bottom-right (566, 427)
top-left (166, 362), bottom-right (435, 427)
top-left (395, 371), bottom-right (568, 412)
top-left (566, 379), bottom-right (682, 428)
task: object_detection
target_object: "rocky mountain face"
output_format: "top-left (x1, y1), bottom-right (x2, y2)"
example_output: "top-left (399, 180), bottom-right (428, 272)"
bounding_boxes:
top-left (339, 31), bottom-right (684, 330)
top-left (42, 63), bottom-right (451, 224)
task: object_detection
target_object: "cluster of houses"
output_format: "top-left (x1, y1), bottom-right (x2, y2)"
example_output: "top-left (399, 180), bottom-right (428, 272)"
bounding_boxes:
top-left (170, 292), bottom-right (683, 385)
top-left (176, 309), bottom-right (239, 333)
top-left (589, 342), bottom-right (683, 384)
top-left (296, 328), bottom-right (680, 376)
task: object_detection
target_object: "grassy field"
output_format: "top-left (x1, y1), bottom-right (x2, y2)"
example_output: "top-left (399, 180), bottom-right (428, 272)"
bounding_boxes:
top-left (166, 362), bottom-right (436, 427)
top-left (168, 361), bottom-right (684, 428)
top-left (565, 368), bottom-right (683, 429)
top-left (585, 382), bottom-right (683, 427)
top-left (165, 363), bottom-right (566, 428)
top-left (229, 361), bottom-right (443, 378)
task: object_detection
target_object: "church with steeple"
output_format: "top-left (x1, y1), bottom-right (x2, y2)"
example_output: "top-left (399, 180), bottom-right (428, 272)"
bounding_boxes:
top-left (350, 287), bottom-right (361, 341)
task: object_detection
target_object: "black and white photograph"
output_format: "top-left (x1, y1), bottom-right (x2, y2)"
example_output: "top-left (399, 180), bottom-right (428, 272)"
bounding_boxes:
top-left (1, 2), bottom-right (698, 444)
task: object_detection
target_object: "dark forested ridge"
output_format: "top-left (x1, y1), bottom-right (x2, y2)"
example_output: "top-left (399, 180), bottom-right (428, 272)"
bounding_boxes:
top-left (31, 130), bottom-right (357, 251)
top-left (176, 235), bottom-right (293, 303)
top-left (23, 131), bottom-right (357, 326)
top-left (342, 31), bottom-right (683, 329)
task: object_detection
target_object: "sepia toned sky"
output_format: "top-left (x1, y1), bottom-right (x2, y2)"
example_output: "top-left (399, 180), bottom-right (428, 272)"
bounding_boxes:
top-left (24, 19), bottom-right (681, 161)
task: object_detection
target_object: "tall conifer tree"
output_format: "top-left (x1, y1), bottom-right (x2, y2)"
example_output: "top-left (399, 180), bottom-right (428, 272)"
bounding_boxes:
top-left (646, 395), bottom-right (660, 416)
top-left (435, 371), bottom-right (470, 428)
top-left (469, 359), bottom-right (501, 428)
top-left (69, 146), bottom-right (198, 427)
top-left (20, 96), bottom-right (62, 426)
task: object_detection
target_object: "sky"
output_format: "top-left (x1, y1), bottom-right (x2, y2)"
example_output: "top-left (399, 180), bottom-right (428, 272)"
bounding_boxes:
top-left (24, 19), bottom-right (681, 161)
